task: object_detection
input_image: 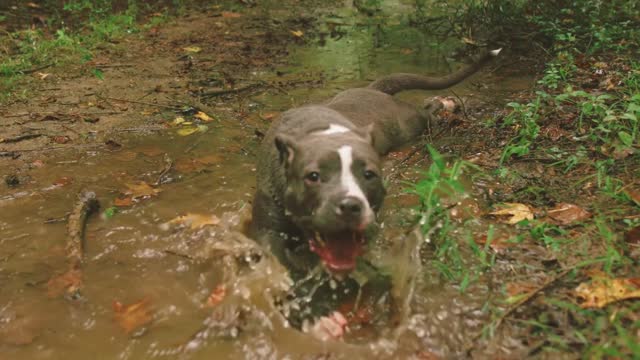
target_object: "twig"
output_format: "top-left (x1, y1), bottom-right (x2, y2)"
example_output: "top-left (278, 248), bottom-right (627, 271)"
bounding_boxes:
top-left (154, 155), bottom-right (173, 186)
top-left (0, 133), bottom-right (42, 143)
top-left (448, 89), bottom-right (469, 121)
top-left (94, 64), bottom-right (133, 68)
top-left (66, 191), bottom-right (100, 268)
top-left (97, 95), bottom-right (180, 110)
top-left (464, 265), bottom-right (578, 355)
top-left (200, 83), bottom-right (263, 98)
top-left (14, 63), bottom-right (54, 75)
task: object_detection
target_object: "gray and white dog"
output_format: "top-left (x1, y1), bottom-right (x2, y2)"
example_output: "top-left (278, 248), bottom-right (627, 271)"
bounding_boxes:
top-left (249, 49), bottom-right (501, 275)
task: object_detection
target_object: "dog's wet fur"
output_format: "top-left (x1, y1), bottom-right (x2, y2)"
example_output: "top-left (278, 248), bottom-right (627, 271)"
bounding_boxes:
top-left (249, 49), bottom-right (501, 275)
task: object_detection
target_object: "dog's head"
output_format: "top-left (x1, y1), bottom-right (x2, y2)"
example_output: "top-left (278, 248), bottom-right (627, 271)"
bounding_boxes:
top-left (275, 124), bottom-right (385, 274)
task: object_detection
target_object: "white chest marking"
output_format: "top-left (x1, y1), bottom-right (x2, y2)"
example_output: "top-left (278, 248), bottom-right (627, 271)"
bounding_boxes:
top-left (318, 124), bottom-right (350, 135)
top-left (337, 146), bottom-right (372, 215)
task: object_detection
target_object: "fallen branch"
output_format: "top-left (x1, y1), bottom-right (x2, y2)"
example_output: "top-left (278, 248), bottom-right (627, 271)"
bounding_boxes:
top-left (97, 95), bottom-right (180, 110)
top-left (14, 63), bottom-right (54, 75)
top-left (0, 134), bottom-right (42, 143)
top-left (66, 191), bottom-right (100, 268)
top-left (199, 83), bottom-right (263, 98)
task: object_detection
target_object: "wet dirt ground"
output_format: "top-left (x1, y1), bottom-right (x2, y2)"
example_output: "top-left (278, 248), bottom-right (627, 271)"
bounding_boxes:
top-left (0, 1), bottom-right (548, 359)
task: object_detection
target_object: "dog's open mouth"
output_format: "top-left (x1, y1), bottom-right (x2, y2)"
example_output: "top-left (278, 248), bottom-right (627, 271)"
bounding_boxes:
top-left (309, 231), bottom-right (366, 273)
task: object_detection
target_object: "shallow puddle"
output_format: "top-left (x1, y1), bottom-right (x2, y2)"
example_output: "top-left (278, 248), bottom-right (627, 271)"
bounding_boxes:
top-left (1, 4), bottom-right (536, 358)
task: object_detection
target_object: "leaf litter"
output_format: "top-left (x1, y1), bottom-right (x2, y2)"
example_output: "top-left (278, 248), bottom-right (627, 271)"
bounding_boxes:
top-left (489, 203), bottom-right (534, 224)
top-left (575, 272), bottom-right (640, 308)
top-left (160, 213), bottom-right (221, 231)
top-left (113, 298), bottom-right (154, 335)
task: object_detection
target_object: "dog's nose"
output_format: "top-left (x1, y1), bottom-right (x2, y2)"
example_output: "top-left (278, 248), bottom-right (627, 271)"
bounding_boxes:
top-left (338, 197), bottom-right (363, 217)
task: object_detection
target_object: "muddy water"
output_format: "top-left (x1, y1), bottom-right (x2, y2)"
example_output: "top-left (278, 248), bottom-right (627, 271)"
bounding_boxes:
top-left (1, 12), bottom-right (534, 360)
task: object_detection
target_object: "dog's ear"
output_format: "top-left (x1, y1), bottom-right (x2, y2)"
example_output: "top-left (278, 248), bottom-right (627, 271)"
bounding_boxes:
top-left (274, 134), bottom-right (299, 166)
top-left (355, 124), bottom-right (375, 146)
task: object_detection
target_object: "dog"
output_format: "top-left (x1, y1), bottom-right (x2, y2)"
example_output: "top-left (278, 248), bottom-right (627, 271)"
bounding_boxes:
top-left (249, 49), bottom-right (501, 277)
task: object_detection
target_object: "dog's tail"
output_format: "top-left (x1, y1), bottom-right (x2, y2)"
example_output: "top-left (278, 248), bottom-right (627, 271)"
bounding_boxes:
top-left (368, 48), bottom-right (501, 95)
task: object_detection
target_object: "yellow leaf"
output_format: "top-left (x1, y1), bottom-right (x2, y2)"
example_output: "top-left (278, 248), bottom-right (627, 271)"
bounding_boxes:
top-left (177, 127), bottom-right (198, 136)
top-left (490, 203), bottom-right (534, 224)
top-left (161, 213), bottom-right (220, 230)
top-left (290, 30), bottom-right (304, 37)
top-left (171, 116), bottom-right (185, 126)
top-left (123, 181), bottom-right (161, 199)
top-left (575, 274), bottom-right (640, 308)
top-left (183, 46), bottom-right (202, 53)
top-left (194, 111), bottom-right (214, 122)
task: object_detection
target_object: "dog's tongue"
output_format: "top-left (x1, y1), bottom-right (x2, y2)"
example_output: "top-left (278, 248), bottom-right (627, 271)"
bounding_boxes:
top-left (309, 233), bottom-right (364, 273)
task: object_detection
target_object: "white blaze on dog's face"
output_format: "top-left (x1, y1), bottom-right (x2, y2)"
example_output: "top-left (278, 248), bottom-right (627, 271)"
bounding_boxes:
top-left (337, 145), bottom-right (375, 225)
top-left (275, 124), bottom-right (385, 273)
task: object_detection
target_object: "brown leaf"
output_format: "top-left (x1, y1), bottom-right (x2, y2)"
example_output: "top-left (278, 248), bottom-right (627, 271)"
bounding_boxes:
top-left (113, 298), bottom-right (153, 334)
top-left (490, 203), bottom-right (534, 224)
top-left (105, 139), bottom-right (122, 151)
top-left (123, 181), bottom-right (161, 199)
top-left (547, 203), bottom-right (591, 225)
top-left (174, 155), bottom-right (224, 173)
top-left (47, 269), bottom-right (82, 298)
top-left (161, 213), bottom-right (220, 230)
top-left (505, 282), bottom-right (538, 297)
top-left (205, 285), bottom-right (226, 307)
top-left (475, 233), bottom-right (517, 252)
top-left (261, 112), bottom-right (279, 121)
top-left (626, 189), bottom-right (640, 206)
top-left (31, 159), bottom-right (45, 168)
top-left (52, 135), bottom-right (71, 144)
top-left (625, 226), bottom-right (640, 245)
top-left (114, 196), bottom-right (134, 207)
top-left (52, 176), bottom-right (73, 187)
top-left (575, 274), bottom-right (640, 308)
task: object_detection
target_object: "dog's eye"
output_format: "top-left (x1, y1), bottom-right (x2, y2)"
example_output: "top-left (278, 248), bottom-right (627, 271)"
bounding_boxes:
top-left (305, 171), bottom-right (321, 183)
top-left (363, 170), bottom-right (378, 180)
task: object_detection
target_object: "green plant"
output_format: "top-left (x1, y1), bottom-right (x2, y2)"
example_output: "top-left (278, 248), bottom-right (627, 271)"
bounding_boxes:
top-left (499, 97), bottom-right (542, 164)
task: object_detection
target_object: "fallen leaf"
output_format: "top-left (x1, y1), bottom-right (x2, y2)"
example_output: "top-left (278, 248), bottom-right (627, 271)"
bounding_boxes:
top-left (575, 274), bottom-right (640, 308)
top-left (32, 159), bottom-right (45, 168)
top-left (194, 111), bottom-right (214, 122)
top-left (104, 139), bottom-right (122, 151)
top-left (625, 189), bottom-right (640, 206)
top-left (113, 298), bottom-right (153, 334)
top-left (290, 30), bottom-right (304, 37)
top-left (47, 269), bottom-right (82, 298)
top-left (52, 136), bottom-right (71, 144)
top-left (625, 226), bottom-right (640, 245)
top-left (490, 203), bottom-right (534, 224)
top-left (261, 112), bottom-right (279, 121)
top-left (205, 285), bottom-right (226, 307)
top-left (174, 154), bottom-right (224, 173)
top-left (114, 196), bottom-right (133, 207)
top-left (37, 72), bottom-right (50, 80)
top-left (221, 11), bottom-right (242, 18)
top-left (183, 46), bottom-right (202, 53)
top-left (160, 213), bottom-right (220, 230)
top-left (123, 181), bottom-right (161, 199)
top-left (505, 282), bottom-right (538, 297)
top-left (26, 2), bottom-right (40, 8)
top-left (400, 48), bottom-right (414, 55)
top-left (171, 116), bottom-right (186, 126)
top-left (176, 127), bottom-right (198, 136)
top-left (475, 233), bottom-right (518, 252)
top-left (52, 176), bottom-right (73, 187)
top-left (546, 203), bottom-right (591, 225)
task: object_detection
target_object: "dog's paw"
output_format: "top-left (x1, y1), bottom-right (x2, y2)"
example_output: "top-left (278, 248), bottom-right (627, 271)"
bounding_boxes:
top-left (305, 311), bottom-right (348, 342)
